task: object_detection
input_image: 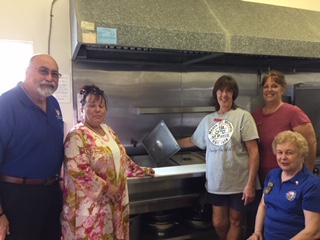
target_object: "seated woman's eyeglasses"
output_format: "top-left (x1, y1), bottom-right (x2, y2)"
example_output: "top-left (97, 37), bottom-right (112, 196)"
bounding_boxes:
top-left (30, 66), bottom-right (62, 79)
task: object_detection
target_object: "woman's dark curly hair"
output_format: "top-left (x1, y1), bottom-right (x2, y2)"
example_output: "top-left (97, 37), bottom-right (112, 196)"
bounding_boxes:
top-left (79, 84), bottom-right (108, 108)
top-left (212, 75), bottom-right (239, 111)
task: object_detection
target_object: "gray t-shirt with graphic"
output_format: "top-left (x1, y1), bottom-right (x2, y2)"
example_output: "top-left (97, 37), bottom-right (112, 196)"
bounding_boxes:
top-left (191, 108), bottom-right (260, 194)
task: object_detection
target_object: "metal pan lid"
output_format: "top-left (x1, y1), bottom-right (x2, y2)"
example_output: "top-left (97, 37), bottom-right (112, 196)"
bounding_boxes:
top-left (142, 120), bottom-right (181, 166)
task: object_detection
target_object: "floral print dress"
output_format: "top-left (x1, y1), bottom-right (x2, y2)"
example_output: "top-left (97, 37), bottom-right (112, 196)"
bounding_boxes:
top-left (61, 123), bottom-right (147, 240)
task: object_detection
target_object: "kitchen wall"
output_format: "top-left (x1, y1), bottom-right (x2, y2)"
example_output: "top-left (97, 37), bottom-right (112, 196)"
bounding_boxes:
top-left (0, 0), bottom-right (74, 135)
top-left (72, 61), bottom-right (320, 156)
top-left (71, 62), bottom-right (256, 155)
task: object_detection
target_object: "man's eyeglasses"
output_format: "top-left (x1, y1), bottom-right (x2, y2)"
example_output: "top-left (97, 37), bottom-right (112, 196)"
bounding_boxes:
top-left (30, 66), bottom-right (62, 79)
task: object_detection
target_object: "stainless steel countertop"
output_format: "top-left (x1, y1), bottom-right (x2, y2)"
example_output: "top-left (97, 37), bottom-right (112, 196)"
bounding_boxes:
top-left (128, 164), bottom-right (206, 183)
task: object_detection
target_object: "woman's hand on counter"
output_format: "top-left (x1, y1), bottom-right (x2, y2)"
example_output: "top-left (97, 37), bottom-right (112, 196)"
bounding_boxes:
top-left (143, 167), bottom-right (155, 177)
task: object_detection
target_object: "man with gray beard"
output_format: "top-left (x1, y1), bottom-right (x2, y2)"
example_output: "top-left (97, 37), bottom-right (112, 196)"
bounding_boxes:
top-left (0, 54), bottom-right (64, 240)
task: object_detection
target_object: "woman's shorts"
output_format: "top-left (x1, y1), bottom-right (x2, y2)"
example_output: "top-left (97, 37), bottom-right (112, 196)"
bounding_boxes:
top-left (207, 190), bottom-right (262, 212)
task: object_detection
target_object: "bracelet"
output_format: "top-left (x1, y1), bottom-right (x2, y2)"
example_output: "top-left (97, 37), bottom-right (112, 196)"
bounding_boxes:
top-left (144, 167), bottom-right (150, 175)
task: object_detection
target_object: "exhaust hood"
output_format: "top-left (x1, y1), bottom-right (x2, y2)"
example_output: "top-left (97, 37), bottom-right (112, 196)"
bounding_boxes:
top-left (70, 0), bottom-right (320, 71)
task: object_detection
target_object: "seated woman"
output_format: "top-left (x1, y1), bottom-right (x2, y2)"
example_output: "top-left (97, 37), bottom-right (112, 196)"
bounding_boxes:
top-left (248, 130), bottom-right (320, 240)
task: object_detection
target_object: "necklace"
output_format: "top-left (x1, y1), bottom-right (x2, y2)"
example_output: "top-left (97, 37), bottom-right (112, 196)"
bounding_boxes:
top-left (84, 123), bottom-right (106, 137)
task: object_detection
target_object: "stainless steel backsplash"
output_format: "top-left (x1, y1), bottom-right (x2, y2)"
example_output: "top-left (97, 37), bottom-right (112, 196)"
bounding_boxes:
top-left (72, 62), bottom-right (320, 156)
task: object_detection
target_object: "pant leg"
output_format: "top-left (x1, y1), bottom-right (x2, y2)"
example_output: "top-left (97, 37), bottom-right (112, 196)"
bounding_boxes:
top-left (40, 182), bottom-right (62, 240)
top-left (0, 181), bottom-right (62, 240)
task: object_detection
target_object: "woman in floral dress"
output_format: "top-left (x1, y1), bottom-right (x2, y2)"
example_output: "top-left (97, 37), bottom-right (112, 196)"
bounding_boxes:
top-left (61, 84), bottom-right (155, 240)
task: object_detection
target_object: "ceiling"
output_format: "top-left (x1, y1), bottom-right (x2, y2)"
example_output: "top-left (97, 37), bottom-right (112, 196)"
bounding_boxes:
top-left (242, 0), bottom-right (320, 12)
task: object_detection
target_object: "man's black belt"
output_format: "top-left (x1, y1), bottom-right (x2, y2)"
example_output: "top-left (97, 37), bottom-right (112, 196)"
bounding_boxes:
top-left (0, 175), bottom-right (59, 186)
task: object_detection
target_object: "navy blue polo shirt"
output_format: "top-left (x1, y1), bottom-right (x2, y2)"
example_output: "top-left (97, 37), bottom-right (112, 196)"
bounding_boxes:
top-left (0, 83), bottom-right (64, 179)
top-left (263, 165), bottom-right (320, 240)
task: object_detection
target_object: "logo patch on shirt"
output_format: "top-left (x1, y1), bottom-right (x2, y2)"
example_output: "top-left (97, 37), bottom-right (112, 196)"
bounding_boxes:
top-left (55, 109), bottom-right (62, 120)
top-left (286, 190), bottom-right (296, 201)
top-left (208, 119), bottom-right (234, 146)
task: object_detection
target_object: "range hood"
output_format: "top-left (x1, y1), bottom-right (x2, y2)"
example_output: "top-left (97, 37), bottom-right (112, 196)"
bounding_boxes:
top-left (70, 0), bottom-right (320, 71)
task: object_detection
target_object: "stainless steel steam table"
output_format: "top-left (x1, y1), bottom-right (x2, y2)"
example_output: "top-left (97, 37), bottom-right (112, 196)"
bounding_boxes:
top-left (128, 164), bottom-right (206, 214)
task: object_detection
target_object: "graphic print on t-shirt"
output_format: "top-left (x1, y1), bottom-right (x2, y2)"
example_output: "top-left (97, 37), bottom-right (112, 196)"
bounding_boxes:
top-left (208, 119), bottom-right (234, 146)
